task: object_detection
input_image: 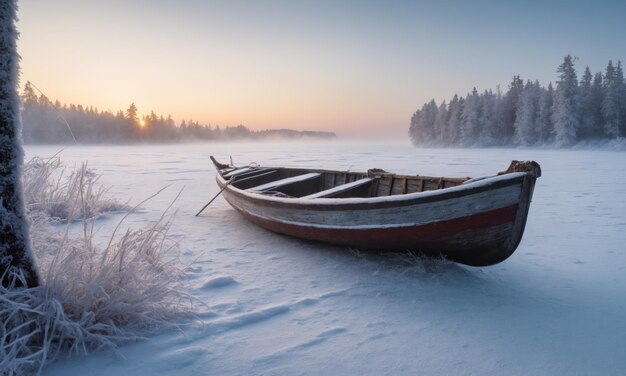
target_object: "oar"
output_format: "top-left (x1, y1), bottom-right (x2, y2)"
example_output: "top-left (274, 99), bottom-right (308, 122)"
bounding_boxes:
top-left (195, 181), bottom-right (231, 216)
top-left (197, 156), bottom-right (235, 216)
top-left (197, 159), bottom-right (261, 216)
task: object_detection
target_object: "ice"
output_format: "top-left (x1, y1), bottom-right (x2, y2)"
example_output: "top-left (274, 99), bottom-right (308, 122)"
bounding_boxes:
top-left (25, 141), bottom-right (626, 375)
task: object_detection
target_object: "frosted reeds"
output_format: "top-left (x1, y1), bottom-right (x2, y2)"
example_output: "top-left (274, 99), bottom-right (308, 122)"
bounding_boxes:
top-left (1, 157), bottom-right (192, 375)
top-left (22, 155), bottom-right (128, 221)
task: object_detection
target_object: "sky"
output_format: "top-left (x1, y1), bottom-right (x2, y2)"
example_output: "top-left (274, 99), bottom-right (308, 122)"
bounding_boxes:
top-left (17, 0), bottom-right (626, 139)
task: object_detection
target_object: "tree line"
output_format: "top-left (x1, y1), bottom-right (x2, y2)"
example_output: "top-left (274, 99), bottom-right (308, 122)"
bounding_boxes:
top-left (20, 83), bottom-right (335, 144)
top-left (409, 55), bottom-right (626, 147)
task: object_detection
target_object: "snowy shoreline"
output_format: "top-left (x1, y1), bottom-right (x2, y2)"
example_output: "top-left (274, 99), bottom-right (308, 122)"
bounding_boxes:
top-left (22, 142), bottom-right (626, 376)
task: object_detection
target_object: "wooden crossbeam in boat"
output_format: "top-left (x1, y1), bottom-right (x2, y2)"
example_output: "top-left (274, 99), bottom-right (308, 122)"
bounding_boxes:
top-left (229, 167), bottom-right (274, 181)
top-left (302, 177), bottom-right (374, 199)
top-left (247, 172), bottom-right (321, 192)
top-left (224, 167), bottom-right (255, 178)
top-left (232, 169), bottom-right (278, 184)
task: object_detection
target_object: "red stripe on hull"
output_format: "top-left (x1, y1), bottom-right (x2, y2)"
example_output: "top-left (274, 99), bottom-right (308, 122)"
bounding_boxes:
top-left (234, 204), bottom-right (519, 266)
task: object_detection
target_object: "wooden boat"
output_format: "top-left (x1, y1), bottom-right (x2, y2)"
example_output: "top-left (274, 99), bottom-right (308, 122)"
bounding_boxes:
top-left (209, 157), bottom-right (541, 266)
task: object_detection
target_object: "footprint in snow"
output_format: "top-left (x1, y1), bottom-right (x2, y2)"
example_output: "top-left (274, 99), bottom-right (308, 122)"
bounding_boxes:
top-left (179, 266), bottom-right (204, 280)
top-left (187, 266), bottom-right (203, 273)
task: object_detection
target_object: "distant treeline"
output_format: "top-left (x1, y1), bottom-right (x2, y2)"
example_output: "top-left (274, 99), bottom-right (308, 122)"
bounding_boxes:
top-left (20, 83), bottom-right (335, 144)
top-left (409, 55), bottom-right (626, 147)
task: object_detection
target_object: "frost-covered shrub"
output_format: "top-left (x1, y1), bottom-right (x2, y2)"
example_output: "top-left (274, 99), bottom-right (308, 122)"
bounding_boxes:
top-left (0, 157), bottom-right (192, 375)
top-left (23, 156), bottom-right (128, 221)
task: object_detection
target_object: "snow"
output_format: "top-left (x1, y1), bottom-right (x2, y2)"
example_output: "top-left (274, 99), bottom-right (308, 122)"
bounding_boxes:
top-left (22, 141), bottom-right (626, 375)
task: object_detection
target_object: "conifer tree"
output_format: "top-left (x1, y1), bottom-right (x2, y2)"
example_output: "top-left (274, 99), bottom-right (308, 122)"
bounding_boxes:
top-left (446, 95), bottom-right (463, 145)
top-left (577, 67), bottom-right (595, 139)
top-left (479, 90), bottom-right (498, 146)
top-left (552, 55), bottom-right (579, 146)
top-left (616, 61), bottom-right (626, 136)
top-left (421, 99), bottom-right (438, 144)
top-left (602, 60), bottom-right (621, 138)
top-left (536, 83), bottom-right (554, 143)
top-left (0, 0), bottom-right (39, 287)
top-left (434, 101), bottom-right (449, 145)
top-left (515, 81), bottom-right (542, 146)
top-left (409, 108), bottom-right (422, 145)
top-left (498, 76), bottom-right (524, 143)
top-left (460, 88), bottom-right (481, 146)
top-left (590, 72), bottom-right (605, 138)
top-left (126, 102), bottom-right (139, 123)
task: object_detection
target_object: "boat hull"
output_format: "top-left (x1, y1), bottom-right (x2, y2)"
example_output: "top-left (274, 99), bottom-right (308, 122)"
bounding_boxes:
top-left (217, 171), bottom-right (537, 266)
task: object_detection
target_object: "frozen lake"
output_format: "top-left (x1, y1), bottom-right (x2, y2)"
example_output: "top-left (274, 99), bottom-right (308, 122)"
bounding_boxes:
top-left (25, 141), bottom-right (626, 375)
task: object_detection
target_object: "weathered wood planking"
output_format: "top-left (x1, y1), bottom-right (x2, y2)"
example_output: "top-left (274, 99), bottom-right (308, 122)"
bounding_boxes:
top-left (210, 157), bottom-right (541, 266)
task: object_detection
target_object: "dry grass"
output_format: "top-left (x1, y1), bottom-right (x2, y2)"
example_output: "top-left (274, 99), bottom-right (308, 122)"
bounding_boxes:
top-left (23, 155), bottom-right (128, 221)
top-left (1, 157), bottom-right (192, 375)
top-left (348, 248), bottom-right (456, 276)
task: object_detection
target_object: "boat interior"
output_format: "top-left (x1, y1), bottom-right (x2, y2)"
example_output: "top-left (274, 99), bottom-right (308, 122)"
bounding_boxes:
top-left (221, 166), bottom-right (469, 199)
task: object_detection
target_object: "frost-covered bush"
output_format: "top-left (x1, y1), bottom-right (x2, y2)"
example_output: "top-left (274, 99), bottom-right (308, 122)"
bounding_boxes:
top-left (23, 156), bottom-right (128, 221)
top-left (0, 157), bottom-right (192, 375)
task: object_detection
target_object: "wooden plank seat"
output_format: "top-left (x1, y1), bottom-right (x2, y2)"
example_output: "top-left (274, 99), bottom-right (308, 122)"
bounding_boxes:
top-left (247, 172), bottom-right (321, 192)
top-left (302, 177), bottom-right (374, 199)
top-left (223, 166), bottom-right (256, 178)
top-left (231, 169), bottom-right (278, 185)
top-left (228, 167), bottom-right (274, 181)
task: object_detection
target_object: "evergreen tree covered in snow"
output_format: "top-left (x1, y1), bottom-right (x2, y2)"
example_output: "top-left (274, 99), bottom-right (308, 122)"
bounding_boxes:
top-left (536, 83), bottom-right (554, 143)
top-left (0, 0), bottom-right (39, 287)
top-left (601, 60), bottom-right (621, 138)
top-left (446, 95), bottom-right (463, 145)
top-left (614, 61), bottom-right (626, 137)
top-left (422, 100), bottom-right (439, 144)
top-left (479, 90), bottom-right (498, 146)
top-left (577, 69), bottom-right (606, 139)
top-left (577, 67), bottom-right (595, 139)
top-left (434, 101), bottom-right (449, 144)
top-left (615, 60), bottom-right (626, 136)
top-left (460, 88), bottom-right (481, 146)
top-left (408, 54), bottom-right (626, 147)
top-left (409, 100), bottom-right (438, 145)
top-left (552, 55), bottom-right (579, 146)
top-left (514, 81), bottom-right (541, 146)
top-left (409, 105), bottom-right (425, 145)
top-left (590, 72), bottom-right (606, 138)
top-left (498, 76), bottom-right (524, 143)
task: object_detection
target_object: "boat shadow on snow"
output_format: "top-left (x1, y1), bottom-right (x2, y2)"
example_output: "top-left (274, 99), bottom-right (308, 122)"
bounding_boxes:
top-left (282, 232), bottom-right (484, 285)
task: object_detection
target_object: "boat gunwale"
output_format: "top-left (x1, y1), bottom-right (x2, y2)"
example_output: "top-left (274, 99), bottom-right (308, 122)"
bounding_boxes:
top-left (216, 169), bottom-right (530, 211)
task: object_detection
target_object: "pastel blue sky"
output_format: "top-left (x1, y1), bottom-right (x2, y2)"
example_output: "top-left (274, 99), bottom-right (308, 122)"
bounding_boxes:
top-left (17, 0), bottom-right (626, 138)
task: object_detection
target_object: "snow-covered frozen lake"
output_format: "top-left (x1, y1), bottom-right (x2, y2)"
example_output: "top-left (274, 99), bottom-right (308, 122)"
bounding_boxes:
top-left (25, 141), bottom-right (626, 375)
